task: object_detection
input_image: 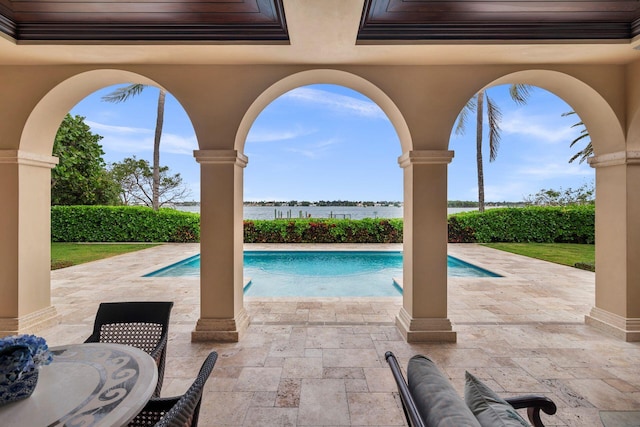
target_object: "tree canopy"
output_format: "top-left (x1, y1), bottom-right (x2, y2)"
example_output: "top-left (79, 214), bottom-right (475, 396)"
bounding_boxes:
top-left (51, 114), bottom-right (120, 205)
top-left (110, 156), bottom-right (190, 207)
top-left (524, 182), bottom-right (595, 206)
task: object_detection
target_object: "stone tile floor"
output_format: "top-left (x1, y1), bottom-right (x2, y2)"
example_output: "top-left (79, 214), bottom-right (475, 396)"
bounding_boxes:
top-left (43, 243), bottom-right (640, 426)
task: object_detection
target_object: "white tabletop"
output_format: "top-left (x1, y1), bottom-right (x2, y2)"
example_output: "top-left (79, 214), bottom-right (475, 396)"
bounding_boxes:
top-left (0, 343), bottom-right (158, 427)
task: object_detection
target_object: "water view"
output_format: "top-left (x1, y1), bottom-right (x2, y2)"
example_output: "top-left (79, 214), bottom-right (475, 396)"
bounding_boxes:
top-left (176, 205), bottom-right (478, 219)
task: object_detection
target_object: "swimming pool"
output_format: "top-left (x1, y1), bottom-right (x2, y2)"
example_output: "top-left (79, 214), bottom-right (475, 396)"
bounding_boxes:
top-left (145, 251), bottom-right (500, 297)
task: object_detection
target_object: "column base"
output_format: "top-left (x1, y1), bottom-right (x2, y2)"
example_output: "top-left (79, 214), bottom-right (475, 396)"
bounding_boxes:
top-left (0, 305), bottom-right (59, 337)
top-left (191, 308), bottom-right (250, 342)
top-left (586, 307), bottom-right (640, 342)
top-left (395, 307), bottom-right (457, 343)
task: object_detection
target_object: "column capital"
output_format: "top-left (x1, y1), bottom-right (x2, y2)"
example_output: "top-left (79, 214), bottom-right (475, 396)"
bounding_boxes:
top-left (588, 151), bottom-right (640, 168)
top-left (0, 150), bottom-right (58, 169)
top-left (398, 150), bottom-right (454, 168)
top-left (193, 150), bottom-right (248, 168)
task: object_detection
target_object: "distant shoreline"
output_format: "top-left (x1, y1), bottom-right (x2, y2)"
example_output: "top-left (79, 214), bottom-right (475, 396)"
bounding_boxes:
top-left (175, 204), bottom-right (490, 219)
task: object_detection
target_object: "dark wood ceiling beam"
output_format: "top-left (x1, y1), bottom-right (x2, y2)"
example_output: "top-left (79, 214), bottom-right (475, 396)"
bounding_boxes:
top-left (16, 23), bottom-right (289, 41)
top-left (1, 0), bottom-right (639, 43)
top-left (358, 23), bottom-right (635, 41)
top-left (359, 0), bottom-right (640, 41)
top-left (0, 0), bottom-right (288, 42)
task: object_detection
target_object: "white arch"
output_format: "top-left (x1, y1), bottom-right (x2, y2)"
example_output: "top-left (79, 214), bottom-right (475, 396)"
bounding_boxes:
top-left (20, 69), bottom-right (163, 155)
top-left (487, 69), bottom-right (626, 156)
top-left (235, 69), bottom-right (412, 154)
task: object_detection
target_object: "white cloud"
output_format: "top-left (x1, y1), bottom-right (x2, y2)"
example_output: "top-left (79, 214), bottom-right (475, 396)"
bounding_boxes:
top-left (86, 120), bottom-right (197, 155)
top-left (501, 111), bottom-right (578, 144)
top-left (247, 127), bottom-right (316, 143)
top-left (86, 120), bottom-right (151, 136)
top-left (282, 87), bottom-right (386, 119)
top-left (285, 138), bottom-right (341, 159)
top-left (159, 133), bottom-right (198, 155)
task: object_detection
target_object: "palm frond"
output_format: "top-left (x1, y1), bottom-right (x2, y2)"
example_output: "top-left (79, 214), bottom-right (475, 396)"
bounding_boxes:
top-left (570, 121), bottom-right (585, 129)
top-left (569, 131), bottom-right (590, 148)
top-left (569, 143), bottom-right (594, 164)
top-left (101, 84), bottom-right (146, 103)
top-left (509, 84), bottom-right (533, 105)
top-left (563, 110), bottom-right (593, 163)
top-left (454, 95), bottom-right (477, 136)
top-left (485, 94), bottom-right (502, 162)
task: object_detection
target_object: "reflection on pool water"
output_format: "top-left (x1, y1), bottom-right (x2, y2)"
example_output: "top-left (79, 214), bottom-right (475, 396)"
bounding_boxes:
top-left (145, 251), bottom-right (500, 297)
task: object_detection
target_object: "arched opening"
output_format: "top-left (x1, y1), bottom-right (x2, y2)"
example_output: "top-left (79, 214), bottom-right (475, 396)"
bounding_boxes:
top-left (236, 70), bottom-right (412, 154)
top-left (69, 84), bottom-right (199, 209)
top-left (448, 69), bottom-right (628, 337)
top-left (243, 83), bottom-right (403, 297)
top-left (0, 69), bottom-right (198, 335)
top-left (449, 84), bottom-right (595, 209)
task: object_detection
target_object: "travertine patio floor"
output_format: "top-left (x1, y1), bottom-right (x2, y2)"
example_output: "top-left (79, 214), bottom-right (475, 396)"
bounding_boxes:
top-left (43, 243), bottom-right (640, 426)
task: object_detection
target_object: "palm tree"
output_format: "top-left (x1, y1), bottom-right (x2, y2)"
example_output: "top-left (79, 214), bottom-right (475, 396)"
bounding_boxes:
top-left (455, 84), bottom-right (533, 212)
top-left (562, 111), bottom-right (592, 164)
top-left (102, 84), bottom-right (166, 211)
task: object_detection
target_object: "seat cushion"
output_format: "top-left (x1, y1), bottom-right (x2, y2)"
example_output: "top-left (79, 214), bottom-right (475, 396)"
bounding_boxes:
top-left (464, 371), bottom-right (530, 427)
top-left (407, 355), bottom-right (481, 427)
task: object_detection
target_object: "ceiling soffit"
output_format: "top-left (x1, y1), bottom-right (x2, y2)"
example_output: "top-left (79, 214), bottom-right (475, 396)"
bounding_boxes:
top-left (0, 0), bottom-right (288, 42)
top-left (0, 0), bottom-right (639, 45)
top-left (358, 0), bottom-right (640, 41)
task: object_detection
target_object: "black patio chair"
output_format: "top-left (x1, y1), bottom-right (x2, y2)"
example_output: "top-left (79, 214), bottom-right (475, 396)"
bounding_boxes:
top-left (84, 301), bottom-right (174, 397)
top-left (128, 351), bottom-right (218, 427)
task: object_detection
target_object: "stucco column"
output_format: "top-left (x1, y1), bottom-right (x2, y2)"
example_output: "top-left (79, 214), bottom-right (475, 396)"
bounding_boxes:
top-left (397, 150), bottom-right (456, 342)
top-left (192, 150), bottom-right (249, 342)
top-left (585, 151), bottom-right (640, 341)
top-left (0, 150), bottom-right (58, 337)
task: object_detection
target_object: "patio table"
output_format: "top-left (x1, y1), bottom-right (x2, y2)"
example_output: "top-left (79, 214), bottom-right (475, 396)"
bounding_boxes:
top-left (0, 342), bottom-right (157, 427)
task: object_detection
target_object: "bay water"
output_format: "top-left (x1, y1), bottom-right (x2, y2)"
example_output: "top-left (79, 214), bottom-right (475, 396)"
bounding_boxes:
top-left (176, 205), bottom-right (477, 219)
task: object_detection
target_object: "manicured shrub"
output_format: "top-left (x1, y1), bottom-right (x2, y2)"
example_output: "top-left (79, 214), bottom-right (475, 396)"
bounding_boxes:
top-left (51, 206), bottom-right (200, 242)
top-left (447, 205), bottom-right (594, 244)
top-left (243, 218), bottom-right (403, 243)
top-left (51, 205), bottom-right (592, 244)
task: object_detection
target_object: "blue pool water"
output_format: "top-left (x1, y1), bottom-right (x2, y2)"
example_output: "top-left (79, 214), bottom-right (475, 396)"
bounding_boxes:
top-left (145, 251), bottom-right (500, 297)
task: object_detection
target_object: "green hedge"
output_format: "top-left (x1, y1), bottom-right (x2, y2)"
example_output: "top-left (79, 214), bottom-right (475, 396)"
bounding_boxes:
top-left (244, 218), bottom-right (403, 243)
top-left (447, 205), bottom-right (594, 244)
top-left (51, 206), bottom-right (200, 242)
top-left (51, 205), bottom-right (593, 244)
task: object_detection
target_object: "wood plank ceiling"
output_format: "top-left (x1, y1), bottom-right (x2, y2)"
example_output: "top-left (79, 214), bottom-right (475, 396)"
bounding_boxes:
top-left (0, 0), bottom-right (289, 41)
top-left (359, 0), bottom-right (640, 41)
top-left (0, 0), bottom-right (639, 43)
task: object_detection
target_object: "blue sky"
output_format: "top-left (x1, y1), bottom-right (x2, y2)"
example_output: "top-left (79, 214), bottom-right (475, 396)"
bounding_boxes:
top-left (70, 83), bottom-right (593, 203)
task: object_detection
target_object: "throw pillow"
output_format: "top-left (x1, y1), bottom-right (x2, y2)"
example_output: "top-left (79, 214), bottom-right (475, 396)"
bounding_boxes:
top-left (464, 371), bottom-right (530, 427)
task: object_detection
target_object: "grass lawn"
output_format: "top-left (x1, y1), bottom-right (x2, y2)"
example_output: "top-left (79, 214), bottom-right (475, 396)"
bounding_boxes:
top-left (51, 243), bottom-right (161, 270)
top-left (480, 243), bottom-right (594, 269)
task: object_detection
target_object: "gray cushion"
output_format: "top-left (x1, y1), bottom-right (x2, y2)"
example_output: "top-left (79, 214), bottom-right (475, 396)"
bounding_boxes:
top-left (407, 355), bottom-right (481, 427)
top-left (464, 371), bottom-right (530, 427)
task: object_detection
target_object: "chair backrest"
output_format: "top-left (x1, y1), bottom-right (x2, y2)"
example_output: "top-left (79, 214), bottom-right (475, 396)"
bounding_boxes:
top-left (90, 302), bottom-right (173, 340)
top-left (86, 301), bottom-right (174, 397)
top-left (155, 351), bottom-right (218, 427)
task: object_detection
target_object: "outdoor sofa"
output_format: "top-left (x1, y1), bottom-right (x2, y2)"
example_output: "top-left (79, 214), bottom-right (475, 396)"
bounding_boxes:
top-left (385, 351), bottom-right (557, 427)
